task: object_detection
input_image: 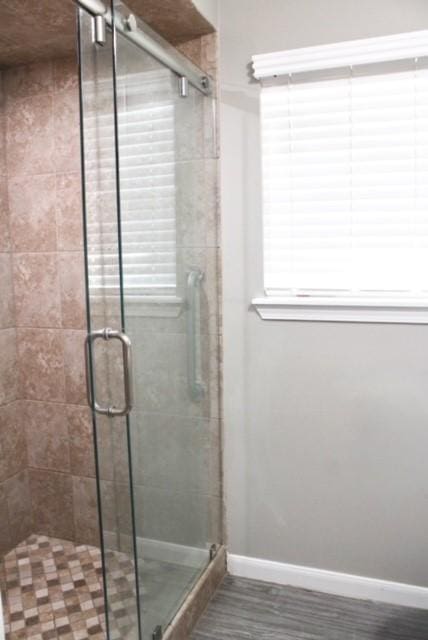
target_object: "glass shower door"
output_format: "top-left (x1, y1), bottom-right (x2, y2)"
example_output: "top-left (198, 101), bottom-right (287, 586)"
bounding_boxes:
top-left (78, 9), bottom-right (142, 640)
top-left (78, 3), bottom-right (221, 639)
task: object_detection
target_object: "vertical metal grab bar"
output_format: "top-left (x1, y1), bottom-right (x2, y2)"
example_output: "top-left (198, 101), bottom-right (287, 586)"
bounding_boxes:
top-left (187, 269), bottom-right (206, 401)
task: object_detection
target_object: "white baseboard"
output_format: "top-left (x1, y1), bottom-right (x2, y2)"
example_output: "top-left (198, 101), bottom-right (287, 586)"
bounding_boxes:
top-left (228, 554), bottom-right (428, 610)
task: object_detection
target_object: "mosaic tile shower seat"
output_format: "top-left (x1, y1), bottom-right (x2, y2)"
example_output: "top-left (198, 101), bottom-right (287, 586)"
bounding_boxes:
top-left (0, 535), bottom-right (137, 640)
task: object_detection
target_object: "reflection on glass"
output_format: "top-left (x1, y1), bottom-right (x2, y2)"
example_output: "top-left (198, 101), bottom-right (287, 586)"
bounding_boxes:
top-left (80, 2), bottom-right (221, 639)
top-left (113, 15), bottom-right (219, 638)
top-left (86, 68), bottom-right (178, 302)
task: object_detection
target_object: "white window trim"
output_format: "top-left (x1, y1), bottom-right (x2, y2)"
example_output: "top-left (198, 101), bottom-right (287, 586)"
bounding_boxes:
top-left (252, 296), bottom-right (428, 323)
top-left (252, 30), bottom-right (428, 78)
top-left (253, 31), bottom-right (428, 324)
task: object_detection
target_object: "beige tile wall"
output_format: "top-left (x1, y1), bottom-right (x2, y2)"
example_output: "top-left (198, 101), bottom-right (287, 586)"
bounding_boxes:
top-left (0, 57), bottom-right (99, 552)
top-left (0, 70), bottom-right (31, 557)
top-left (0, 32), bottom-right (222, 557)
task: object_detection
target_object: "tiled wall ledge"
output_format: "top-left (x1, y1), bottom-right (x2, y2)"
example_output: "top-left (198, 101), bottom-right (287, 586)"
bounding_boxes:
top-left (124, 0), bottom-right (215, 44)
top-left (0, 1), bottom-right (215, 68)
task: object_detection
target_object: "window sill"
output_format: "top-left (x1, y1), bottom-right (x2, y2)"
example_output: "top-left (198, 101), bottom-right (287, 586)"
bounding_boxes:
top-left (251, 296), bottom-right (428, 324)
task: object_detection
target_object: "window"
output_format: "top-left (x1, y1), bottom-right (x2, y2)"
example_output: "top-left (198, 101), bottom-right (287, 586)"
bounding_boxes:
top-left (252, 32), bottom-right (428, 322)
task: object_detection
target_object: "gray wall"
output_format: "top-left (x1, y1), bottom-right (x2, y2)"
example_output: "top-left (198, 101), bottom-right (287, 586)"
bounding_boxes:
top-left (219, 0), bottom-right (428, 587)
top-left (193, 0), bottom-right (218, 29)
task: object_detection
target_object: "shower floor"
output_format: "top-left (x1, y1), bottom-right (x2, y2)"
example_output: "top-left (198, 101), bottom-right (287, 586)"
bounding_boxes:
top-left (1, 534), bottom-right (206, 640)
top-left (0, 535), bottom-right (138, 640)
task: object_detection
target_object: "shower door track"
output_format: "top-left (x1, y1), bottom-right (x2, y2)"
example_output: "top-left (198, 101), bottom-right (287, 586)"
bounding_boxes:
top-left (75, 0), bottom-right (212, 95)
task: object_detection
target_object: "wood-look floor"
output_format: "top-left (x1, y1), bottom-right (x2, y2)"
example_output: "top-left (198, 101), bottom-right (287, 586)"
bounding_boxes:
top-left (191, 575), bottom-right (428, 639)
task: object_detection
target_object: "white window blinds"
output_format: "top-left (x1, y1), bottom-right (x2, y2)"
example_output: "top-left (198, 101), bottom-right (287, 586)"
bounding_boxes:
top-left (85, 69), bottom-right (177, 297)
top-left (254, 33), bottom-right (428, 299)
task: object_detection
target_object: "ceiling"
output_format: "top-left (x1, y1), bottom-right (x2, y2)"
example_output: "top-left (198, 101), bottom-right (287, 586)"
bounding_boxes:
top-left (0, 0), bottom-right (214, 68)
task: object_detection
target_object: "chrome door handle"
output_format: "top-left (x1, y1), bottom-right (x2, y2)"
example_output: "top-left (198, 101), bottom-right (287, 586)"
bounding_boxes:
top-left (85, 328), bottom-right (134, 417)
top-left (187, 269), bottom-right (206, 401)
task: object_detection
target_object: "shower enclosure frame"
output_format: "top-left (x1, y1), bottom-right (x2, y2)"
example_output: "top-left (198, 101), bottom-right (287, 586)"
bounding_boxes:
top-left (76, 1), bottom-right (224, 639)
top-left (76, 0), bottom-right (212, 95)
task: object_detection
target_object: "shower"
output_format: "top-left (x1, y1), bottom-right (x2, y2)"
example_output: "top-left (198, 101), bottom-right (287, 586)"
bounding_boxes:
top-left (0, 1), bottom-right (223, 639)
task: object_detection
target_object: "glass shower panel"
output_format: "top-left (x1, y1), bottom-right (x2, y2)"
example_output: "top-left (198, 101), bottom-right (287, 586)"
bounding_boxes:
top-left (78, 9), bottom-right (141, 640)
top-left (111, 5), bottom-right (220, 638)
top-left (79, 2), bottom-right (221, 638)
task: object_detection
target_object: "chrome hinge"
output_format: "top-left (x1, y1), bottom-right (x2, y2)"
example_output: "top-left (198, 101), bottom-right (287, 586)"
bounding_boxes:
top-left (179, 76), bottom-right (189, 98)
top-left (93, 15), bottom-right (106, 46)
top-left (152, 625), bottom-right (163, 640)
